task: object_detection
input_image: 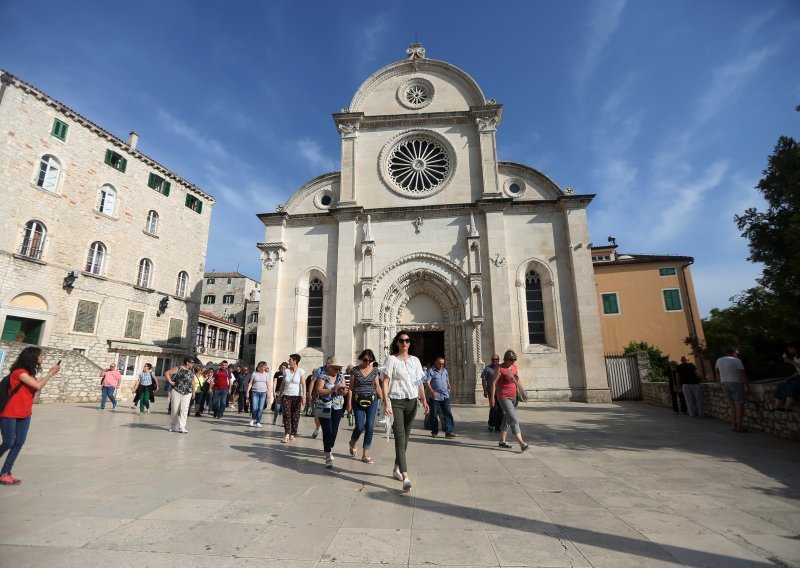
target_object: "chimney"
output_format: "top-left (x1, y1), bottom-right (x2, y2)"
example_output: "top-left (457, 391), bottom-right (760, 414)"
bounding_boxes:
top-left (128, 131), bottom-right (139, 150)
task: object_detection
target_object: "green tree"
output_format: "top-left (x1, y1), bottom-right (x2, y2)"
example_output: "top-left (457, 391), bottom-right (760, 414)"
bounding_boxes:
top-left (734, 135), bottom-right (800, 337)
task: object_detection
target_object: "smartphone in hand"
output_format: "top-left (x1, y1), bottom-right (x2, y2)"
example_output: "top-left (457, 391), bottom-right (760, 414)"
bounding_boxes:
top-left (57, 360), bottom-right (62, 366)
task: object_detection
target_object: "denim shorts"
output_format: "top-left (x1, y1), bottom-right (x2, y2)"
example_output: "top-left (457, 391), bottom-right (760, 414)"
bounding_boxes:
top-left (722, 382), bottom-right (746, 405)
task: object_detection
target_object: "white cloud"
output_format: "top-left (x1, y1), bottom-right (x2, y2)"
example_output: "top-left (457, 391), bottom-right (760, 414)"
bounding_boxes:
top-left (296, 138), bottom-right (336, 172)
top-left (356, 13), bottom-right (390, 71)
top-left (573, 0), bottom-right (627, 91)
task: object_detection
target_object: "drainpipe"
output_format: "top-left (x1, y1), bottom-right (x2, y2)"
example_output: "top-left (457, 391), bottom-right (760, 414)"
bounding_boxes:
top-left (680, 260), bottom-right (705, 378)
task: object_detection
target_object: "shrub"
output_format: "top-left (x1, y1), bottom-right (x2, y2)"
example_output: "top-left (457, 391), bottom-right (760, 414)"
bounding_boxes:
top-left (623, 341), bottom-right (669, 382)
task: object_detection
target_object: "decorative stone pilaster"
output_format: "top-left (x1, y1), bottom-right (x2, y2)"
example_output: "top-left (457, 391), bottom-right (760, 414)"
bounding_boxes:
top-left (332, 111), bottom-right (364, 206)
top-left (470, 104), bottom-right (503, 197)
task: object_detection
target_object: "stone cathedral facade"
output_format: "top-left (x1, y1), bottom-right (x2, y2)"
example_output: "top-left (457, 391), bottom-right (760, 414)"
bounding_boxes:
top-left (256, 45), bottom-right (610, 403)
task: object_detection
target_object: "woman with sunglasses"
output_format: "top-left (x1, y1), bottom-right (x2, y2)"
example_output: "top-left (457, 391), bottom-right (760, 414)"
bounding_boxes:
top-left (489, 349), bottom-right (529, 452)
top-left (382, 331), bottom-right (429, 491)
top-left (347, 349), bottom-right (383, 464)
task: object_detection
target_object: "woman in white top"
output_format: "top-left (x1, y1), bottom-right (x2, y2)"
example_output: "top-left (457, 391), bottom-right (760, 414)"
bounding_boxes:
top-left (382, 330), bottom-right (429, 492)
top-left (281, 353), bottom-right (306, 443)
top-left (247, 361), bottom-right (271, 428)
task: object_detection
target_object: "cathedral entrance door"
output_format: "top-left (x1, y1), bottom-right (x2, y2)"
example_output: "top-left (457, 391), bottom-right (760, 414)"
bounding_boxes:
top-left (409, 331), bottom-right (444, 369)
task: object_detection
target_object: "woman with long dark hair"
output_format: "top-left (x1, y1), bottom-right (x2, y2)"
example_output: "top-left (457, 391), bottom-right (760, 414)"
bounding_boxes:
top-left (347, 349), bottom-right (382, 463)
top-left (0, 346), bottom-right (60, 485)
top-left (281, 354), bottom-right (306, 443)
top-left (382, 331), bottom-right (429, 492)
top-left (272, 362), bottom-right (287, 425)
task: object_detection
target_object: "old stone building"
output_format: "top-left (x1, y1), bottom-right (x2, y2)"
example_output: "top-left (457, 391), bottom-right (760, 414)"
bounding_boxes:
top-left (256, 45), bottom-right (610, 403)
top-left (199, 271), bottom-right (259, 363)
top-left (196, 311), bottom-right (243, 366)
top-left (0, 70), bottom-right (214, 392)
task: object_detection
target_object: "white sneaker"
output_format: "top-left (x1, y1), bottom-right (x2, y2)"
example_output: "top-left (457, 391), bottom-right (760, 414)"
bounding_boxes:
top-left (312, 428), bottom-right (320, 439)
top-left (325, 458), bottom-right (333, 469)
top-left (179, 428), bottom-right (188, 434)
top-left (392, 470), bottom-right (403, 481)
top-left (403, 478), bottom-right (412, 492)
top-left (256, 423), bottom-right (262, 428)
top-left (249, 419), bottom-right (255, 426)
top-left (169, 428), bottom-right (176, 432)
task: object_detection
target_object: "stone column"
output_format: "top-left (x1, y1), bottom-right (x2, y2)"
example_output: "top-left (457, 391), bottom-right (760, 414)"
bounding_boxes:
top-left (561, 199), bottom-right (611, 402)
top-left (333, 112), bottom-right (363, 207)
top-left (471, 105), bottom-right (503, 198)
top-left (256, 216), bottom-right (288, 371)
top-left (332, 209), bottom-right (359, 361)
top-left (483, 207), bottom-right (513, 353)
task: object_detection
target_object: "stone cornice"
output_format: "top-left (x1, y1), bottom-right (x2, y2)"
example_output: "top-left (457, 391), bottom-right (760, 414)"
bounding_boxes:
top-left (0, 70), bottom-right (215, 203)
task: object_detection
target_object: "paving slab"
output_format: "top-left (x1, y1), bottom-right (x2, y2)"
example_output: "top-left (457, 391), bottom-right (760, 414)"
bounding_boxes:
top-left (1, 401), bottom-right (798, 567)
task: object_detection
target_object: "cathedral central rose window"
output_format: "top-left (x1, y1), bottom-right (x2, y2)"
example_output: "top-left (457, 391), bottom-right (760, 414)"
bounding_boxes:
top-left (387, 136), bottom-right (450, 193)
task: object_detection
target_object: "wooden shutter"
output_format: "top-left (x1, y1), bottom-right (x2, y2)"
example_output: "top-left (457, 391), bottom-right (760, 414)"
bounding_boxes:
top-left (148, 173), bottom-right (156, 189)
top-left (125, 310), bottom-right (144, 339)
top-left (119, 157), bottom-right (127, 173)
top-left (73, 301), bottom-right (99, 333)
top-left (168, 318), bottom-right (183, 344)
top-left (162, 180), bottom-right (171, 196)
top-left (104, 149), bottom-right (114, 165)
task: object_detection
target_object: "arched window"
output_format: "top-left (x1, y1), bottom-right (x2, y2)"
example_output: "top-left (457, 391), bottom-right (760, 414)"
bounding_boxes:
top-left (136, 258), bottom-right (153, 288)
top-left (175, 271), bottom-right (189, 297)
top-left (36, 155), bottom-right (61, 192)
top-left (85, 242), bottom-right (106, 275)
top-left (307, 277), bottom-right (323, 348)
top-left (145, 210), bottom-right (159, 234)
top-left (525, 270), bottom-right (546, 344)
top-left (19, 220), bottom-right (46, 259)
top-left (98, 185), bottom-right (117, 216)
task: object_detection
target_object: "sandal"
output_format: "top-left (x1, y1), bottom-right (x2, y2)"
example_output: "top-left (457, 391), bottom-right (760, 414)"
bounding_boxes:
top-left (349, 442), bottom-right (357, 457)
top-left (361, 456), bottom-right (373, 464)
top-left (282, 436), bottom-right (290, 443)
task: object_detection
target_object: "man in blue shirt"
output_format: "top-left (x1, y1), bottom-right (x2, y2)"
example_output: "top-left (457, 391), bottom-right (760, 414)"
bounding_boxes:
top-left (424, 356), bottom-right (456, 438)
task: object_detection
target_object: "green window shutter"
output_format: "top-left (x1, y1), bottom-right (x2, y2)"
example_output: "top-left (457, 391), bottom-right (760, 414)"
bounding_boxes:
top-left (148, 173), bottom-right (156, 189)
top-left (168, 318), bottom-right (183, 344)
top-left (602, 293), bottom-right (619, 314)
top-left (125, 310), bottom-right (144, 338)
top-left (119, 157), bottom-right (127, 173)
top-left (73, 300), bottom-right (99, 333)
top-left (197, 199), bottom-right (202, 213)
top-left (104, 149), bottom-right (114, 165)
top-left (663, 290), bottom-right (682, 311)
top-left (52, 119), bottom-right (68, 141)
top-left (659, 267), bottom-right (676, 276)
top-left (185, 194), bottom-right (191, 207)
top-left (163, 180), bottom-right (171, 196)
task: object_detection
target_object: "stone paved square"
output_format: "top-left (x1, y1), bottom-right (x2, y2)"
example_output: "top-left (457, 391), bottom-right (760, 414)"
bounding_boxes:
top-left (0, 402), bottom-right (797, 567)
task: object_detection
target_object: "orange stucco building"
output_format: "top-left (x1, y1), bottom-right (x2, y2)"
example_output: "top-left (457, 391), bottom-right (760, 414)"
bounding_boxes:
top-left (592, 244), bottom-right (706, 371)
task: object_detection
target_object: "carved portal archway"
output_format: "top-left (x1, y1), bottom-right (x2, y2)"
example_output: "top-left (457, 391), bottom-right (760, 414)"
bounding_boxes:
top-left (374, 269), bottom-right (472, 402)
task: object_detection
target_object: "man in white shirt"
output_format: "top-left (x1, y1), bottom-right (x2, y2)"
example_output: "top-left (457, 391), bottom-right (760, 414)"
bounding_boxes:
top-left (715, 347), bottom-right (749, 433)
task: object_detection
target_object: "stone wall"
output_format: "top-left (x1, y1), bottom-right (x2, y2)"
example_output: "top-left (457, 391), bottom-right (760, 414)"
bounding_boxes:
top-left (1, 340), bottom-right (103, 403)
top-left (641, 381), bottom-right (799, 440)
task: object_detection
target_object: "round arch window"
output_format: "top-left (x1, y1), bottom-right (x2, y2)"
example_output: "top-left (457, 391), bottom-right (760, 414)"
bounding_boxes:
top-left (380, 131), bottom-right (456, 199)
top-left (397, 78), bottom-right (434, 110)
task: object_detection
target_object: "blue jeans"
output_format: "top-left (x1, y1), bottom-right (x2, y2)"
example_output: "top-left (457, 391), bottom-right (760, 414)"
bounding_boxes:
top-left (250, 391), bottom-right (266, 423)
top-left (212, 389), bottom-right (227, 418)
top-left (0, 416), bottom-right (31, 475)
top-left (272, 400), bottom-right (282, 424)
top-left (100, 386), bottom-right (117, 409)
top-left (430, 397), bottom-right (454, 435)
top-left (350, 399), bottom-right (378, 449)
top-left (319, 408), bottom-right (344, 453)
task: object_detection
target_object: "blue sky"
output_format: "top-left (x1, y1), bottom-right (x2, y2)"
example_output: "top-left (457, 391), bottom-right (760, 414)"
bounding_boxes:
top-left (2, 1), bottom-right (797, 317)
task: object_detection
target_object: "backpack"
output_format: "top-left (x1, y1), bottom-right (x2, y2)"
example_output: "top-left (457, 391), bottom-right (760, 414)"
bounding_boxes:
top-left (0, 373), bottom-right (25, 413)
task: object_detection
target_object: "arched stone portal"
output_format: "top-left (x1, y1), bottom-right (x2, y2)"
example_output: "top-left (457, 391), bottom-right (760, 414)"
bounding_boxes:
top-left (371, 268), bottom-right (474, 402)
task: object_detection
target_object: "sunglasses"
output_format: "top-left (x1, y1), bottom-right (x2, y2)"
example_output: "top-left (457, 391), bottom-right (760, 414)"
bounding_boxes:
top-left (398, 338), bottom-right (411, 344)
top-left (362, 357), bottom-right (373, 363)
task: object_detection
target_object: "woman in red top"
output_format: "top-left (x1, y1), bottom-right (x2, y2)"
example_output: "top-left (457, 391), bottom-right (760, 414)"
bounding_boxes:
top-left (489, 349), bottom-right (529, 453)
top-left (0, 347), bottom-right (60, 485)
